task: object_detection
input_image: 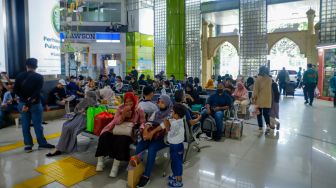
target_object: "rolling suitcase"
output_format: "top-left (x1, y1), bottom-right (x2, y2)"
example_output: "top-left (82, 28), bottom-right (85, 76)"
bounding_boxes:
top-left (225, 105), bottom-right (244, 139)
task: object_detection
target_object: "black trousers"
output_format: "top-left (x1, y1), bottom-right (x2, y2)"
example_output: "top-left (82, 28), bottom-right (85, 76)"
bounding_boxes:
top-left (303, 83), bottom-right (316, 104)
top-left (279, 82), bottom-right (286, 95)
top-left (257, 108), bottom-right (270, 128)
top-left (334, 92), bottom-right (336, 107)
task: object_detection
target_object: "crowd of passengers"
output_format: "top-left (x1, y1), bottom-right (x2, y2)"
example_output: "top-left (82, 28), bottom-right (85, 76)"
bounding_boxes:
top-left (1, 64), bottom-right (280, 188)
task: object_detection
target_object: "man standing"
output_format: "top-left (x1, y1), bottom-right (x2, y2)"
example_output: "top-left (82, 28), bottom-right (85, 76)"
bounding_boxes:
top-left (329, 72), bottom-right (336, 108)
top-left (276, 67), bottom-right (289, 95)
top-left (303, 64), bottom-right (318, 106)
top-left (14, 58), bottom-right (55, 152)
top-left (296, 67), bottom-right (302, 88)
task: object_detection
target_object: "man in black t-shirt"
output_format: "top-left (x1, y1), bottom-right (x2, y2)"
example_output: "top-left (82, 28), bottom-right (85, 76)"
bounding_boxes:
top-left (14, 58), bottom-right (55, 153)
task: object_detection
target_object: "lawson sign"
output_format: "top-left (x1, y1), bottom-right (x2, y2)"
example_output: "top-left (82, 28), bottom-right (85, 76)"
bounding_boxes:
top-left (60, 32), bottom-right (120, 43)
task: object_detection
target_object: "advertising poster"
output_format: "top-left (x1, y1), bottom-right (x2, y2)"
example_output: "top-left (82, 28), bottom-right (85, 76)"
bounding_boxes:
top-left (28, 0), bottom-right (61, 75)
top-left (0, 0), bottom-right (5, 72)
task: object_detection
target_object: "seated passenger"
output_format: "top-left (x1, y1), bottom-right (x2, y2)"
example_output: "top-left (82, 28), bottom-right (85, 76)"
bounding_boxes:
top-left (138, 74), bottom-right (148, 86)
top-left (136, 94), bottom-right (172, 187)
top-left (161, 80), bottom-right (172, 95)
top-left (130, 76), bottom-right (139, 91)
top-left (205, 76), bottom-right (215, 89)
top-left (114, 76), bottom-right (124, 93)
top-left (0, 83), bottom-right (19, 128)
top-left (201, 82), bottom-right (232, 141)
top-left (46, 91), bottom-right (98, 157)
top-left (193, 77), bottom-right (203, 94)
top-left (99, 86), bottom-right (115, 104)
top-left (99, 75), bottom-right (111, 89)
top-left (138, 86), bottom-right (159, 119)
top-left (174, 90), bottom-right (202, 127)
top-left (85, 77), bottom-right (96, 93)
top-left (185, 84), bottom-right (201, 107)
top-left (223, 77), bottom-right (235, 96)
top-left (95, 92), bottom-right (145, 177)
top-left (146, 75), bottom-right (154, 86)
top-left (48, 79), bottom-right (76, 115)
top-left (67, 76), bottom-right (85, 98)
top-left (169, 75), bottom-right (177, 85)
top-left (232, 82), bottom-right (249, 115)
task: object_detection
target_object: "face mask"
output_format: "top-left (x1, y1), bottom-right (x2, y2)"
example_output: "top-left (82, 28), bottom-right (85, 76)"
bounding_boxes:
top-left (217, 89), bottom-right (224, 94)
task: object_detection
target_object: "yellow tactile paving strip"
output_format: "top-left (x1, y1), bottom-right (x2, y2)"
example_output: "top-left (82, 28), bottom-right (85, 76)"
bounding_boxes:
top-left (35, 157), bottom-right (97, 187)
top-left (13, 175), bottom-right (55, 188)
top-left (14, 157), bottom-right (97, 188)
top-left (0, 132), bottom-right (61, 153)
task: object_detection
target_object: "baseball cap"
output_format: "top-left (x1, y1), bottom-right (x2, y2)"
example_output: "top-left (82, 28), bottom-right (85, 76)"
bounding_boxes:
top-left (58, 79), bottom-right (66, 86)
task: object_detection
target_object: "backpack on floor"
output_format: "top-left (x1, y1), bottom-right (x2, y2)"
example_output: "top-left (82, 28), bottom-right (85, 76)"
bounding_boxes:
top-left (202, 116), bottom-right (217, 139)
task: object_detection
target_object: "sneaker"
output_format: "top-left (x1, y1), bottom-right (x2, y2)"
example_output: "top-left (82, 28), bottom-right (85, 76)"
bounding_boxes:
top-left (137, 176), bottom-right (150, 188)
top-left (168, 180), bottom-right (183, 187)
top-left (168, 175), bottom-right (176, 182)
top-left (258, 127), bottom-right (263, 133)
top-left (24, 146), bottom-right (33, 153)
top-left (38, 144), bottom-right (55, 150)
top-left (304, 101), bottom-right (308, 104)
top-left (309, 103), bottom-right (313, 106)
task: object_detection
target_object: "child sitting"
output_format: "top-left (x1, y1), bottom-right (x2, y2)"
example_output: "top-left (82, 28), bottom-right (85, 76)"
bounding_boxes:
top-left (162, 103), bottom-right (186, 187)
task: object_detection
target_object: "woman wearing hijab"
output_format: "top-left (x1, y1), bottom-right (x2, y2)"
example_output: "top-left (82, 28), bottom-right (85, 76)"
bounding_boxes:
top-left (205, 76), bottom-right (215, 89)
top-left (135, 94), bottom-right (172, 187)
top-left (46, 91), bottom-right (98, 157)
top-left (232, 82), bottom-right (249, 115)
top-left (253, 66), bottom-right (272, 133)
top-left (95, 92), bottom-right (146, 178)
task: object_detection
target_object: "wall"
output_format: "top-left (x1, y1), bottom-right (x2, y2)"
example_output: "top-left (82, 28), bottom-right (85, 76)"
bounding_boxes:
top-left (128, 8), bottom-right (154, 35)
top-left (126, 32), bottom-right (154, 78)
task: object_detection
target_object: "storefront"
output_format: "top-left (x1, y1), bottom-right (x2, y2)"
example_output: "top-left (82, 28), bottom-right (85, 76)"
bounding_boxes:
top-left (61, 32), bottom-right (126, 79)
top-left (317, 45), bottom-right (336, 101)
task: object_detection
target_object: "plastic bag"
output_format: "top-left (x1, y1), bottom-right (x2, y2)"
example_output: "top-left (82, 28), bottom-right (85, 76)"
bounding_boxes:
top-left (249, 105), bottom-right (260, 118)
top-left (314, 88), bottom-right (320, 98)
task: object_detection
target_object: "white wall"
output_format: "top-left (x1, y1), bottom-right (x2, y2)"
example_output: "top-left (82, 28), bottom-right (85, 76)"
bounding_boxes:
top-left (0, 0), bottom-right (6, 72)
top-left (128, 8), bottom-right (154, 35)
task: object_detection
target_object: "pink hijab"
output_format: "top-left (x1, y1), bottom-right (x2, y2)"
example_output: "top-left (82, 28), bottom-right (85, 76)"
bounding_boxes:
top-left (233, 82), bottom-right (248, 98)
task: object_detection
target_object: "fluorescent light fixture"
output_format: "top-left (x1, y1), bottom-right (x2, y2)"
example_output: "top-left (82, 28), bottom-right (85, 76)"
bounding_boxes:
top-left (316, 44), bottom-right (336, 50)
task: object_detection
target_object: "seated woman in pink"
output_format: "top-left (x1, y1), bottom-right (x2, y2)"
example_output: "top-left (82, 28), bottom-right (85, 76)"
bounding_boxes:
top-left (232, 82), bottom-right (249, 115)
top-left (95, 92), bottom-right (145, 178)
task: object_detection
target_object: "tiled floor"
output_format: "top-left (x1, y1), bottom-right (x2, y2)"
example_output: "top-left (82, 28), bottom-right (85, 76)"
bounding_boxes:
top-left (1, 96), bottom-right (335, 188)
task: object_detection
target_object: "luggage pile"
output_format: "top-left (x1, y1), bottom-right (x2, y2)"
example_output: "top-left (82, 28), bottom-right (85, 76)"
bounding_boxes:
top-left (224, 105), bottom-right (244, 139)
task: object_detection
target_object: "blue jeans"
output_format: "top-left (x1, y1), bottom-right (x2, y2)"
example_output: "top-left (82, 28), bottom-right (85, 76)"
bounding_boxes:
top-left (136, 138), bottom-right (168, 177)
top-left (170, 143), bottom-right (184, 177)
top-left (18, 103), bottom-right (48, 147)
top-left (201, 109), bottom-right (225, 139)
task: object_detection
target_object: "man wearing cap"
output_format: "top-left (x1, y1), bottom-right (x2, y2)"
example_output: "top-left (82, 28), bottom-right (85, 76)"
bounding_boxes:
top-left (14, 58), bottom-right (55, 152)
top-left (48, 79), bottom-right (76, 115)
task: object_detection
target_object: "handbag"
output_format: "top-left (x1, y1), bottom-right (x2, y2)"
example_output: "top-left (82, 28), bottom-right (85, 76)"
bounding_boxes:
top-left (112, 122), bottom-right (134, 136)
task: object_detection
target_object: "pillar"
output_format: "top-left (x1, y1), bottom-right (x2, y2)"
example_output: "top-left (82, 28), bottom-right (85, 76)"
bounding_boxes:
top-left (166, 0), bottom-right (185, 80)
top-left (306, 9), bottom-right (316, 35)
top-left (306, 9), bottom-right (318, 65)
top-left (208, 23), bottom-right (214, 37)
top-left (4, 0), bottom-right (27, 77)
top-left (201, 20), bottom-right (209, 86)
